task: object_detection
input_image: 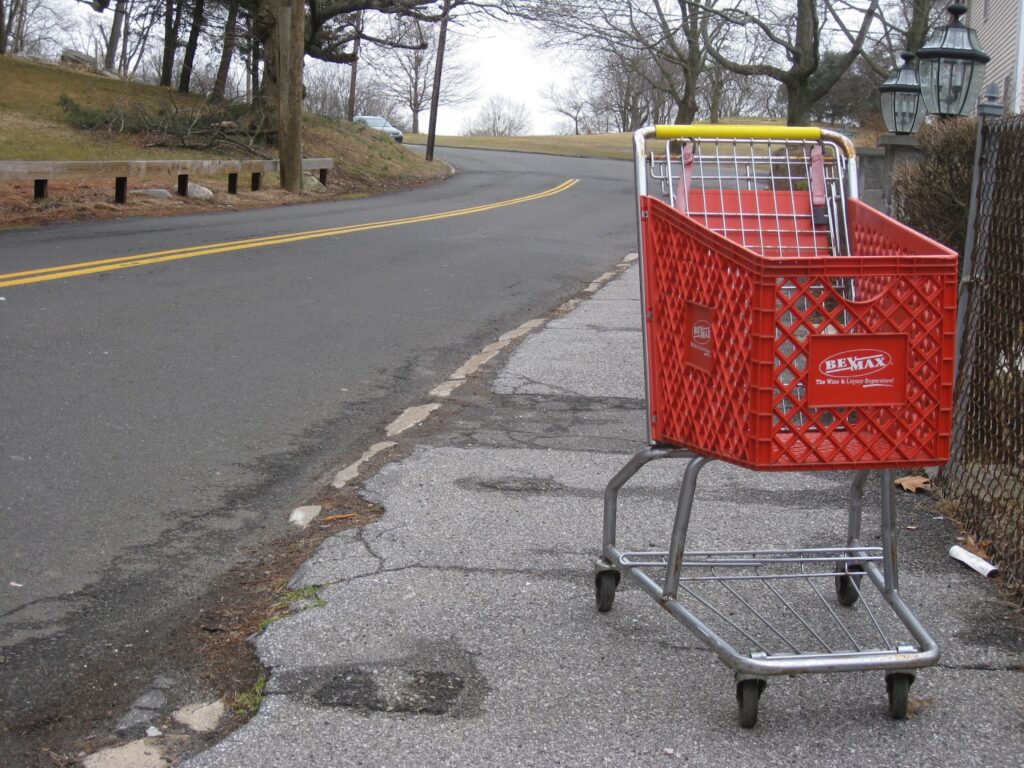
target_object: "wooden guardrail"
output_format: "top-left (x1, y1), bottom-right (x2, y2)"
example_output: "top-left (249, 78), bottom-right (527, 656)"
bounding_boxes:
top-left (0, 157), bottom-right (335, 203)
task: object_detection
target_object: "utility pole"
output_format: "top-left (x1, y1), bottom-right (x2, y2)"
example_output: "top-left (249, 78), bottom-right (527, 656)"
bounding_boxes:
top-left (425, 0), bottom-right (450, 162)
top-left (277, 0), bottom-right (304, 192)
top-left (347, 12), bottom-right (363, 122)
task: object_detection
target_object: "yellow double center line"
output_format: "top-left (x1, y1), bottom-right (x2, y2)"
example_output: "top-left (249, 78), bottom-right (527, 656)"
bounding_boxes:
top-left (0, 178), bottom-right (579, 289)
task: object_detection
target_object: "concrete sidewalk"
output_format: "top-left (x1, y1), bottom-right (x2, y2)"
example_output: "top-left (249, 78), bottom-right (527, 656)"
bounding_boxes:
top-left (186, 264), bottom-right (1023, 768)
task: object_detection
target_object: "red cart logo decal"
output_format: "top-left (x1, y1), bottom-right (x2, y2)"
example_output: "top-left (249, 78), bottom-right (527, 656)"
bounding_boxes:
top-left (683, 302), bottom-right (715, 373)
top-left (820, 349), bottom-right (893, 382)
top-left (808, 335), bottom-right (908, 407)
top-left (692, 320), bottom-right (712, 346)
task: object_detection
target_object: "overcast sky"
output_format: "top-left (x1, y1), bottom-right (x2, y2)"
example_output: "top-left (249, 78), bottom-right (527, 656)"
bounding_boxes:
top-left (437, 17), bottom-right (574, 135)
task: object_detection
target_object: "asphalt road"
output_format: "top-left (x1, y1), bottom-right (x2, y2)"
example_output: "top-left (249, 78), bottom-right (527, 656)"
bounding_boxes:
top-left (0, 147), bottom-right (635, 755)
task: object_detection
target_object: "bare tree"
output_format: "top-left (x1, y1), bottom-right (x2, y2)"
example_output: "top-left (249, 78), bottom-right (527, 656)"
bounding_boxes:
top-left (77, 0), bottom-right (162, 77)
top-left (519, 0), bottom-right (715, 124)
top-left (304, 59), bottom-right (350, 117)
top-left (367, 16), bottom-right (475, 133)
top-left (462, 95), bottom-right (531, 136)
top-left (544, 81), bottom-right (591, 135)
top-left (859, 0), bottom-right (944, 77)
top-left (304, 59), bottom-right (404, 121)
top-left (701, 0), bottom-right (880, 125)
top-left (4, 0), bottom-right (77, 55)
top-left (699, 67), bottom-right (780, 121)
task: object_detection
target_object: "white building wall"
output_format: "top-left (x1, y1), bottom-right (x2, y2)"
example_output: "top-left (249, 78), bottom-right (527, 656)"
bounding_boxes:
top-left (967, 0), bottom-right (1023, 112)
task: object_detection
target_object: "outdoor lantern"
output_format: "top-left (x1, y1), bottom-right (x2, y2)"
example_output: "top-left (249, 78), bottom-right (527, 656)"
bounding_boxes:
top-left (916, 2), bottom-right (990, 118)
top-left (880, 53), bottom-right (927, 135)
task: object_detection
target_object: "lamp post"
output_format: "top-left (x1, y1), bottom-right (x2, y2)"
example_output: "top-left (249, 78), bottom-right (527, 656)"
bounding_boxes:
top-left (880, 53), bottom-right (927, 135)
top-left (915, 2), bottom-right (991, 118)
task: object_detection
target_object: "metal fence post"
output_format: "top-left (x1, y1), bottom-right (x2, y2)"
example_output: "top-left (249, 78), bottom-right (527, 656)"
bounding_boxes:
top-left (954, 85), bottom-right (1004, 376)
top-left (942, 85), bottom-right (1024, 602)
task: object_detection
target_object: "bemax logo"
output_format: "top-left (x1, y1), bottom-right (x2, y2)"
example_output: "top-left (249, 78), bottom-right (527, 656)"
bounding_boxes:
top-left (692, 320), bottom-right (712, 347)
top-left (808, 334), bottom-right (906, 406)
top-left (819, 349), bottom-right (892, 379)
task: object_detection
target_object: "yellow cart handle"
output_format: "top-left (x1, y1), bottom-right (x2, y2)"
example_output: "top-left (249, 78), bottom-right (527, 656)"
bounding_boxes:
top-left (649, 124), bottom-right (856, 159)
top-left (653, 124), bottom-right (822, 141)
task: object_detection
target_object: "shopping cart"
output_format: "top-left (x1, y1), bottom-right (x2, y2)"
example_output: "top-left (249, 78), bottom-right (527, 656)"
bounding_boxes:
top-left (595, 125), bottom-right (958, 727)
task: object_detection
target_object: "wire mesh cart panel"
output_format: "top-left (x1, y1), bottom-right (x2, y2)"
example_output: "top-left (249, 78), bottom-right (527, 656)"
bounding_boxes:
top-left (596, 125), bottom-right (958, 727)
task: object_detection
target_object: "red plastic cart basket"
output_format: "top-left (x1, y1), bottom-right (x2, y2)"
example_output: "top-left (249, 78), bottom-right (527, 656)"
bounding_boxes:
top-left (642, 193), bottom-right (958, 470)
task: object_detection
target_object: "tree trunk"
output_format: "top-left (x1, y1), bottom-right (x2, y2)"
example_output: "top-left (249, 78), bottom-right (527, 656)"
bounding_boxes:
top-left (160, 0), bottom-right (183, 87)
top-left (248, 10), bottom-right (264, 105)
top-left (905, 0), bottom-right (932, 54)
top-left (251, 40), bottom-right (261, 101)
top-left (11, 0), bottom-right (26, 52)
top-left (273, 0), bottom-right (304, 192)
top-left (104, 0), bottom-right (126, 72)
top-left (118, 2), bottom-right (131, 76)
top-left (785, 81), bottom-right (815, 126)
top-left (211, 0), bottom-right (238, 102)
top-left (178, 0), bottom-right (206, 92)
top-left (0, 0), bottom-right (7, 56)
top-left (707, 78), bottom-right (722, 123)
top-left (676, 4), bottom-right (702, 124)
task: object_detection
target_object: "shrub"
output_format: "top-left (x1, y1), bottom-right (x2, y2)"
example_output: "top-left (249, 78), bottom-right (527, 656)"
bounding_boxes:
top-left (890, 118), bottom-right (976, 255)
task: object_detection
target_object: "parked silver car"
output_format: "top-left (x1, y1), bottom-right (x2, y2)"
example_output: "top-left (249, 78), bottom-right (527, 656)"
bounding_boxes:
top-left (353, 115), bottom-right (404, 143)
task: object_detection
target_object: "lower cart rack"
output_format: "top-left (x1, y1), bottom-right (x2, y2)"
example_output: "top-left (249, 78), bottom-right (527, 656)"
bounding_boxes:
top-left (595, 448), bottom-right (939, 727)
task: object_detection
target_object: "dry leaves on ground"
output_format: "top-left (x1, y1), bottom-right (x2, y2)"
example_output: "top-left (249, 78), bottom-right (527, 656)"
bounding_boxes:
top-left (895, 475), bottom-right (932, 493)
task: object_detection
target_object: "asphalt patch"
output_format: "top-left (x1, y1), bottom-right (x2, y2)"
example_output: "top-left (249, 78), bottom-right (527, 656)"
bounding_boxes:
top-left (313, 666), bottom-right (467, 715)
top-left (275, 640), bottom-right (488, 719)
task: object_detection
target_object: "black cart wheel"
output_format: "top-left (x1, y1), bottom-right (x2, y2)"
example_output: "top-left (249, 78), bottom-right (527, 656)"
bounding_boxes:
top-left (835, 564), bottom-right (865, 607)
top-left (886, 673), bottom-right (913, 720)
top-left (736, 679), bottom-right (765, 728)
top-left (595, 570), bottom-right (620, 613)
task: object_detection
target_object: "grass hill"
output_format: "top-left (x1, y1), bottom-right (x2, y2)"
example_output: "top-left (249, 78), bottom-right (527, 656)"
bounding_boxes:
top-left (0, 55), bottom-right (449, 228)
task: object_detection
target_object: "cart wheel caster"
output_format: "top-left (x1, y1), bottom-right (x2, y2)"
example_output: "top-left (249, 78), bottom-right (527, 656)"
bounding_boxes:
top-left (736, 679), bottom-right (766, 728)
top-left (595, 570), bottom-right (620, 613)
top-left (885, 673), bottom-right (913, 720)
top-left (835, 564), bottom-right (864, 607)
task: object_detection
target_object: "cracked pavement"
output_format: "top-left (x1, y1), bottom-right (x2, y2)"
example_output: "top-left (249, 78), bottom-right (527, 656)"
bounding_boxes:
top-left (185, 265), bottom-right (1024, 768)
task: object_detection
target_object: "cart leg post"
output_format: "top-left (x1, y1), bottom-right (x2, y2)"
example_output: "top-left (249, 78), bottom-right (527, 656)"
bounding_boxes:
top-left (879, 468), bottom-right (899, 594)
top-left (602, 445), bottom-right (685, 555)
top-left (847, 469), bottom-right (870, 547)
top-left (663, 456), bottom-right (712, 600)
top-left (836, 469), bottom-right (871, 606)
top-left (596, 445), bottom-right (685, 613)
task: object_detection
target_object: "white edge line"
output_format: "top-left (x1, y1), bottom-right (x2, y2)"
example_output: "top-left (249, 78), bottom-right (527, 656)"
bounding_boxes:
top-left (323, 253), bottom-right (637, 492)
top-left (331, 441), bottom-right (397, 489)
top-left (385, 403), bottom-right (442, 437)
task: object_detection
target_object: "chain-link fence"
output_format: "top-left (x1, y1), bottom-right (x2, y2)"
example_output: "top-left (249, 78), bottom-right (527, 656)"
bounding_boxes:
top-left (944, 114), bottom-right (1024, 604)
